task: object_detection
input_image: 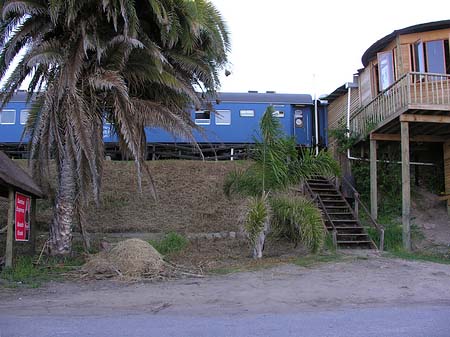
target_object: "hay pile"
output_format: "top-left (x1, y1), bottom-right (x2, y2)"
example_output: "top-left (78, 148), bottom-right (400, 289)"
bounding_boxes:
top-left (82, 239), bottom-right (165, 279)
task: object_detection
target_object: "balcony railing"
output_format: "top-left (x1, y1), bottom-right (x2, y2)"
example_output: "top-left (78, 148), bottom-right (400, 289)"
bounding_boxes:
top-left (350, 72), bottom-right (450, 138)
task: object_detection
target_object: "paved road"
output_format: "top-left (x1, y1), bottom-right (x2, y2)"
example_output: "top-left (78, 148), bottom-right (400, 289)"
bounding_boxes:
top-left (1, 304), bottom-right (450, 337)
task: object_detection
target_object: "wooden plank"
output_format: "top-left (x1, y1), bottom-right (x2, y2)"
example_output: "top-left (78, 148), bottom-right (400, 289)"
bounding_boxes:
top-left (400, 114), bottom-right (450, 123)
top-left (370, 133), bottom-right (447, 143)
top-left (5, 188), bottom-right (14, 268)
top-left (407, 104), bottom-right (450, 113)
top-left (370, 139), bottom-right (378, 220)
top-left (401, 122), bottom-right (411, 251)
top-left (399, 29), bottom-right (450, 44)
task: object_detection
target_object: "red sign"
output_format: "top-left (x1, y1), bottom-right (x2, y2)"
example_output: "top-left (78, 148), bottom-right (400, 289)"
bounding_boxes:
top-left (15, 192), bottom-right (31, 242)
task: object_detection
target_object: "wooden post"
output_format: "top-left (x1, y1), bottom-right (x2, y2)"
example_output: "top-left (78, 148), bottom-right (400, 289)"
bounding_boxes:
top-left (5, 188), bottom-right (15, 268)
top-left (401, 121), bottom-right (411, 251)
top-left (444, 141), bottom-right (450, 216)
top-left (29, 198), bottom-right (37, 254)
top-left (370, 139), bottom-right (378, 220)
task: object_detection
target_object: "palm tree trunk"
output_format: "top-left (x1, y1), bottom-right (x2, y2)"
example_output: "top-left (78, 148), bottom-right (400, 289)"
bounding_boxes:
top-left (49, 155), bottom-right (75, 255)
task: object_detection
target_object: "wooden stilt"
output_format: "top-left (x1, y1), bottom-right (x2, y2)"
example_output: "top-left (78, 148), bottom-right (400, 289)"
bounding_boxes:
top-left (401, 121), bottom-right (411, 251)
top-left (5, 188), bottom-right (15, 268)
top-left (444, 141), bottom-right (450, 216)
top-left (370, 138), bottom-right (378, 220)
top-left (29, 198), bottom-right (37, 254)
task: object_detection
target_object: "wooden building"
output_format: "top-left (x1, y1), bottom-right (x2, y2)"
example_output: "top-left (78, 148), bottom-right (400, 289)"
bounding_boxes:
top-left (0, 151), bottom-right (43, 267)
top-left (326, 20), bottom-right (450, 250)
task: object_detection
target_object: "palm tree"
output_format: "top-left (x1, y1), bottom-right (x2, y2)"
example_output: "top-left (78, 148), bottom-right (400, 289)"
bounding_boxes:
top-left (224, 106), bottom-right (340, 258)
top-left (0, 0), bottom-right (229, 255)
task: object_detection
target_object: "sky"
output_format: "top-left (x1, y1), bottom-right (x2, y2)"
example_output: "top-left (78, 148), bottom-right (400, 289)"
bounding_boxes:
top-left (211, 0), bottom-right (450, 97)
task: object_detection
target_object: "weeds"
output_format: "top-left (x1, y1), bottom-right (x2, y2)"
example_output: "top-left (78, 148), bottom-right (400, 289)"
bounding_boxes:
top-left (0, 255), bottom-right (85, 288)
top-left (150, 232), bottom-right (188, 256)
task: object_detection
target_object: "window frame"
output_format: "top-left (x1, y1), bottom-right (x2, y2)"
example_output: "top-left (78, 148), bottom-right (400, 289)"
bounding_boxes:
top-left (194, 110), bottom-right (211, 125)
top-left (0, 109), bottom-right (16, 125)
top-left (239, 109), bottom-right (255, 117)
top-left (272, 110), bottom-right (285, 118)
top-left (19, 109), bottom-right (30, 125)
top-left (377, 50), bottom-right (395, 91)
top-left (215, 109), bottom-right (231, 125)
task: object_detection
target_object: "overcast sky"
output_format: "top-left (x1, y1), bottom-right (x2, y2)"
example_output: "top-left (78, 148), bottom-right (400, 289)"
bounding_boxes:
top-left (212, 0), bottom-right (449, 96)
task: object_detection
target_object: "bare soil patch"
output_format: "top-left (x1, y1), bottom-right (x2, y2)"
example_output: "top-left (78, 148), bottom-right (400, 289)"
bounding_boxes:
top-left (1, 255), bottom-right (450, 316)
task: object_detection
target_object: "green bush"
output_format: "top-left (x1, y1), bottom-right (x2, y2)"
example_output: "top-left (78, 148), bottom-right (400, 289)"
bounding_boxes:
top-left (367, 222), bottom-right (403, 251)
top-left (150, 232), bottom-right (188, 256)
top-left (244, 193), bottom-right (270, 246)
top-left (270, 195), bottom-right (325, 253)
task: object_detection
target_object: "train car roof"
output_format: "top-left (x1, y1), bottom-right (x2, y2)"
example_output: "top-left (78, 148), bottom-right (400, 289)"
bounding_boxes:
top-left (2, 91), bottom-right (35, 102)
top-left (3, 91), bottom-right (314, 105)
top-left (215, 92), bottom-right (313, 105)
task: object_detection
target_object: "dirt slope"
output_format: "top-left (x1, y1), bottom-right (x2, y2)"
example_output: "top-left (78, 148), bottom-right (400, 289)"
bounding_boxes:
top-left (0, 160), bottom-right (249, 234)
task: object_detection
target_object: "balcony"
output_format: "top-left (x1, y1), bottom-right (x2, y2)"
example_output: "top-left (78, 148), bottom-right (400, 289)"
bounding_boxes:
top-left (350, 72), bottom-right (450, 139)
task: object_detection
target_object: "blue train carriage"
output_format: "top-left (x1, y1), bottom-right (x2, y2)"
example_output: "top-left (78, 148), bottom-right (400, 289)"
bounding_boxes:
top-left (126, 92), bottom-right (328, 159)
top-left (0, 92), bottom-right (32, 156)
top-left (1, 91), bottom-right (328, 159)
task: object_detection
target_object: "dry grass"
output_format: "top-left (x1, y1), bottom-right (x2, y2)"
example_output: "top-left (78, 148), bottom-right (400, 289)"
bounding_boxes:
top-left (0, 160), bottom-right (249, 234)
top-left (87, 160), bottom-right (249, 233)
top-left (82, 239), bottom-right (164, 279)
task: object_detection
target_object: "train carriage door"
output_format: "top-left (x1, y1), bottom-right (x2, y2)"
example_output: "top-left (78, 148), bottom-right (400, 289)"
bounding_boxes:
top-left (293, 107), bottom-right (311, 147)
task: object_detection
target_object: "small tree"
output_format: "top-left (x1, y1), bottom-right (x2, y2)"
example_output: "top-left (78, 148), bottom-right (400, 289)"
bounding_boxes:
top-left (225, 106), bottom-right (340, 258)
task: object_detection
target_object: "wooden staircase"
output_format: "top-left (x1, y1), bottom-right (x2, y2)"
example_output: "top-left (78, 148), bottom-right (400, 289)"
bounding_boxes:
top-left (306, 177), bottom-right (376, 249)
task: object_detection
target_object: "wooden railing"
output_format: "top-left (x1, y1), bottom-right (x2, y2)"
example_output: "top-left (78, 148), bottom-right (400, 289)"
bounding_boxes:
top-left (340, 176), bottom-right (384, 251)
top-left (350, 72), bottom-right (450, 138)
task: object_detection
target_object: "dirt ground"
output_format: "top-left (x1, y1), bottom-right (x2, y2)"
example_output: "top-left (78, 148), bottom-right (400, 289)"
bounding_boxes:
top-left (412, 187), bottom-right (450, 249)
top-left (1, 253), bottom-right (450, 316)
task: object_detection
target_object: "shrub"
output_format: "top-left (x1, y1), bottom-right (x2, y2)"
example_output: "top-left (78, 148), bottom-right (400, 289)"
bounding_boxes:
top-left (270, 195), bottom-right (325, 253)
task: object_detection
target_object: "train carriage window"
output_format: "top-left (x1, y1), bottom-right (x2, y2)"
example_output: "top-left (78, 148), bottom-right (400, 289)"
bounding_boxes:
top-left (215, 110), bottom-right (231, 125)
top-left (240, 109), bottom-right (254, 117)
top-left (195, 110), bottom-right (211, 125)
top-left (20, 109), bottom-right (30, 125)
top-left (0, 109), bottom-right (16, 124)
top-left (272, 110), bottom-right (284, 118)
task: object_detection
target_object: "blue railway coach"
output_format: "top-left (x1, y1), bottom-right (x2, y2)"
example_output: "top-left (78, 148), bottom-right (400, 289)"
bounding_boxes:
top-left (0, 91), bottom-right (328, 159)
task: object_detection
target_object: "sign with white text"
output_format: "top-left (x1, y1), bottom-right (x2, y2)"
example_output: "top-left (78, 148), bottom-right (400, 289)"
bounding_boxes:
top-left (15, 192), bottom-right (31, 242)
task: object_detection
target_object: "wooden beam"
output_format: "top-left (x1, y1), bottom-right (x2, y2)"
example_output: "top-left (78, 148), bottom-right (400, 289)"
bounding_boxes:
top-left (5, 188), bottom-right (14, 268)
top-left (370, 133), bottom-right (447, 143)
top-left (401, 122), bottom-right (411, 251)
top-left (400, 114), bottom-right (450, 124)
top-left (370, 139), bottom-right (378, 220)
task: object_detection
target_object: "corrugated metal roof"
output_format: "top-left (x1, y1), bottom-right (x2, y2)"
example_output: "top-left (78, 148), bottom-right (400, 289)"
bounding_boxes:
top-left (362, 20), bottom-right (450, 67)
top-left (0, 151), bottom-right (43, 198)
top-left (215, 92), bottom-right (313, 105)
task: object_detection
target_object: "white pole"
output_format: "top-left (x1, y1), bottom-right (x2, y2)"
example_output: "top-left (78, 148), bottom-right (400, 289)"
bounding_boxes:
top-left (313, 74), bottom-right (319, 155)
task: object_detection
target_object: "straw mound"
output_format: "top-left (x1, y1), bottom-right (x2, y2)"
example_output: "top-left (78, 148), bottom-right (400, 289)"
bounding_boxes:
top-left (82, 239), bottom-right (164, 278)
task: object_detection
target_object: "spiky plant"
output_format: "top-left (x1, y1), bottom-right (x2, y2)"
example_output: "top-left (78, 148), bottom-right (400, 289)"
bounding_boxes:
top-left (243, 192), bottom-right (270, 259)
top-left (225, 106), bottom-right (340, 257)
top-left (270, 195), bottom-right (325, 253)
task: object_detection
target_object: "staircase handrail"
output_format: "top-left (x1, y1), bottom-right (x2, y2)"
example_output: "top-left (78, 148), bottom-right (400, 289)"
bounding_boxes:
top-left (304, 181), bottom-right (338, 248)
top-left (340, 176), bottom-right (385, 251)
